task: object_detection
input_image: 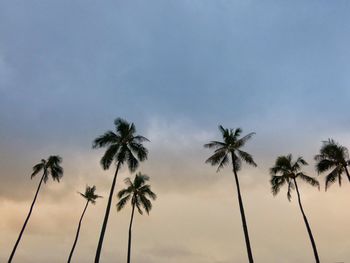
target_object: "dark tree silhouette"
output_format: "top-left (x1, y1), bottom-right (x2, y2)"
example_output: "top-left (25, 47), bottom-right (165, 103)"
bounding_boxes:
top-left (67, 185), bottom-right (101, 263)
top-left (93, 118), bottom-right (149, 263)
top-left (117, 173), bottom-right (156, 263)
top-left (314, 139), bottom-right (350, 190)
top-left (8, 155), bottom-right (63, 263)
top-left (204, 126), bottom-right (256, 263)
top-left (270, 154), bottom-right (320, 263)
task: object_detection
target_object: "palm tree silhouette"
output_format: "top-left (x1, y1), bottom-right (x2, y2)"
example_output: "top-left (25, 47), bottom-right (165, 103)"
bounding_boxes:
top-left (314, 139), bottom-right (350, 190)
top-left (68, 185), bottom-right (102, 263)
top-left (270, 154), bottom-right (320, 263)
top-left (204, 126), bottom-right (256, 263)
top-left (8, 155), bottom-right (63, 263)
top-left (93, 118), bottom-right (149, 262)
top-left (117, 172), bottom-right (156, 263)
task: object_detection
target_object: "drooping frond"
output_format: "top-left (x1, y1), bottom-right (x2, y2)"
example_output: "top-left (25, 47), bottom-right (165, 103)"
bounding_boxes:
top-left (270, 175), bottom-right (286, 196)
top-left (205, 149), bottom-right (229, 172)
top-left (92, 131), bottom-right (119, 149)
top-left (325, 167), bottom-right (342, 190)
top-left (100, 144), bottom-right (120, 170)
top-left (297, 173), bottom-right (319, 189)
top-left (286, 181), bottom-right (294, 201)
top-left (117, 194), bottom-right (131, 211)
top-left (237, 150), bottom-right (257, 167)
top-left (31, 161), bottom-right (45, 179)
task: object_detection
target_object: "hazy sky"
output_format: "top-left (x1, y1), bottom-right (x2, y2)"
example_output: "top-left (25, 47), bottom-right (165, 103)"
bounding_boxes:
top-left (1, 1), bottom-right (350, 262)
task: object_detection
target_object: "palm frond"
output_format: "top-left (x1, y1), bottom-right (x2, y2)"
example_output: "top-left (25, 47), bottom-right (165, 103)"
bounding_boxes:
top-left (297, 173), bottom-right (319, 189)
top-left (93, 131), bottom-right (119, 148)
top-left (325, 167), bottom-right (341, 190)
top-left (116, 194), bottom-right (131, 211)
top-left (100, 144), bottom-right (119, 170)
top-left (287, 181), bottom-right (294, 201)
top-left (31, 162), bottom-right (44, 179)
top-left (237, 150), bottom-right (257, 167)
top-left (235, 131), bottom-right (255, 148)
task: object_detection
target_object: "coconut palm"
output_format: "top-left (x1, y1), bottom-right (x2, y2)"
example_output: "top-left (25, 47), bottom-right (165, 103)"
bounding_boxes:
top-left (93, 118), bottom-right (149, 262)
top-left (270, 154), bottom-right (320, 263)
top-left (204, 126), bottom-right (257, 263)
top-left (314, 139), bottom-right (350, 190)
top-left (8, 155), bottom-right (63, 263)
top-left (68, 185), bottom-right (102, 263)
top-left (117, 173), bottom-right (156, 263)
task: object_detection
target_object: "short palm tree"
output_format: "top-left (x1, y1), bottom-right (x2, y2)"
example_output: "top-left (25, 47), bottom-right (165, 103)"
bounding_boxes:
top-left (8, 155), bottom-right (63, 263)
top-left (68, 185), bottom-right (102, 263)
top-left (93, 118), bottom-right (149, 263)
top-left (314, 139), bottom-right (350, 190)
top-left (204, 126), bottom-right (257, 263)
top-left (117, 173), bottom-right (156, 263)
top-left (270, 154), bottom-right (320, 263)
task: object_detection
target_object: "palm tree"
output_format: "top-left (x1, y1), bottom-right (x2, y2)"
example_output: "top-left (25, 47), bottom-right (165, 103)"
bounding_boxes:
top-left (93, 118), bottom-right (149, 262)
top-left (8, 155), bottom-right (63, 263)
top-left (204, 126), bottom-right (257, 263)
top-left (314, 139), bottom-right (350, 190)
top-left (270, 154), bottom-right (320, 263)
top-left (117, 173), bottom-right (156, 263)
top-left (68, 185), bottom-right (102, 263)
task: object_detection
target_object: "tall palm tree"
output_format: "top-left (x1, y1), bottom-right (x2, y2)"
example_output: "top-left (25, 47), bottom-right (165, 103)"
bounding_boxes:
top-left (93, 118), bottom-right (149, 262)
top-left (68, 185), bottom-right (102, 263)
top-left (117, 173), bottom-right (156, 263)
top-left (270, 154), bottom-right (320, 263)
top-left (204, 126), bottom-right (257, 263)
top-left (314, 139), bottom-right (350, 190)
top-left (8, 155), bottom-right (63, 263)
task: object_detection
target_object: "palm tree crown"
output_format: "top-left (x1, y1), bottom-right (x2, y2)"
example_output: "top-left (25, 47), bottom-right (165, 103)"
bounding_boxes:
top-left (79, 185), bottom-right (102, 204)
top-left (31, 155), bottom-right (63, 183)
top-left (93, 118), bottom-right (149, 171)
top-left (270, 154), bottom-right (319, 200)
top-left (204, 126), bottom-right (257, 171)
top-left (314, 139), bottom-right (350, 189)
top-left (117, 172), bottom-right (157, 214)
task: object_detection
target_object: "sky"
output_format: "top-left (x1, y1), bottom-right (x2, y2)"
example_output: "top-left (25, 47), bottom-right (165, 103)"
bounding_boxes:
top-left (1, 0), bottom-right (350, 262)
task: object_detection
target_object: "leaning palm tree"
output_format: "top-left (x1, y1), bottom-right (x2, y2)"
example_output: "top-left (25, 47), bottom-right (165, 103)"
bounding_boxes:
top-left (117, 172), bottom-right (156, 263)
top-left (68, 185), bottom-right (102, 263)
top-left (204, 126), bottom-right (257, 263)
top-left (93, 118), bottom-right (149, 263)
top-left (270, 154), bottom-right (320, 263)
top-left (8, 155), bottom-right (63, 263)
top-left (314, 139), bottom-right (350, 190)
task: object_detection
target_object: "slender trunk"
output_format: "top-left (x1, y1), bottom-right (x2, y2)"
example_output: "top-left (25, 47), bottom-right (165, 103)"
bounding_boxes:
top-left (8, 173), bottom-right (45, 263)
top-left (67, 200), bottom-right (89, 263)
top-left (293, 178), bottom-right (320, 263)
top-left (95, 162), bottom-right (121, 263)
top-left (231, 155), bottom-right (254, 263)
top-left (344, 166), bottom-right (350, 182)
top-left (127, 202), bottom-right (136, 263)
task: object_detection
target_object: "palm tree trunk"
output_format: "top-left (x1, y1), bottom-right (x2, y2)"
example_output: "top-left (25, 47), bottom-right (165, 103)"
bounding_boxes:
top-left (293, 179), bottom-right (320, 263)
top-left (232, 155), bottom-right (254, 263)
top-left (127, 203), bottom-right (136, 263)
top-left (344, 166), bottom-right (350, 182)
top-left (67, 200), bottom-right (89, 263)
top-left (95, 161), bottom-right (121, 263)
top-left (8, 173), bottom-right (45, 263)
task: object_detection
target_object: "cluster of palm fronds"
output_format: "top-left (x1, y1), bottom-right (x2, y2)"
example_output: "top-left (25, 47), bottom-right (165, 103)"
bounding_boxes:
top-left (7, 118), bottom-right (349, 263)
